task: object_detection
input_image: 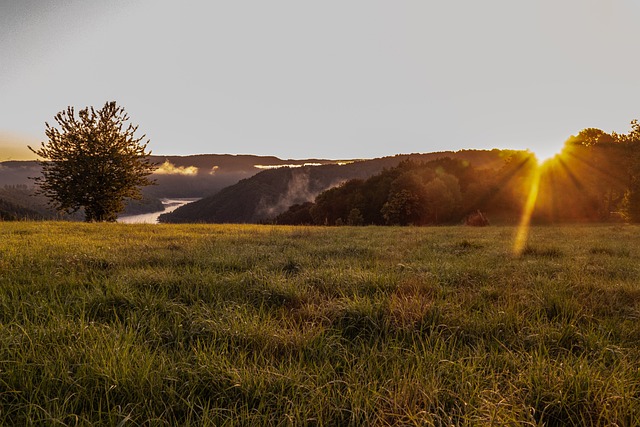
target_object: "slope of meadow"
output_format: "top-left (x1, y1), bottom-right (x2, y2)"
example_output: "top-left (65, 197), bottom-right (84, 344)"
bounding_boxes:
top-left (0, 222), bottom-right (639, 425)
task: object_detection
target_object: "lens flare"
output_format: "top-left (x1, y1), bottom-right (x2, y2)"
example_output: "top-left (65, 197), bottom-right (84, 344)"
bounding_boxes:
top-left (513, 166), bottom-right (541, 256)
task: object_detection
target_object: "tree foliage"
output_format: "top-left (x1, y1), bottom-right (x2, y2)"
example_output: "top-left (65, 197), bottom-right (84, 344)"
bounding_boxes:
top-left (29, 102), bottom-right (156, 222)
top-left (622, 120), bottom-right (640, 222)
top-left (556, 122), bottom-right (640, 222)
top-left (381, 189), bottom-right (422, 225)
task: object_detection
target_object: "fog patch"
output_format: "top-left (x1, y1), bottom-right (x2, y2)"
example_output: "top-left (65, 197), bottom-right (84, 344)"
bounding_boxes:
top-left (257, 170), bottom-right (318, 218)
top-left (254, 163), bottom-right (323, 170)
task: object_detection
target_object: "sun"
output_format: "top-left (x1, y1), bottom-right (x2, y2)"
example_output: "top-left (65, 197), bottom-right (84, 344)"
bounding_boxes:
top-left (529, 141), bottom-right (565, 164)
top-left (513, 140), bottom-right (566, 256)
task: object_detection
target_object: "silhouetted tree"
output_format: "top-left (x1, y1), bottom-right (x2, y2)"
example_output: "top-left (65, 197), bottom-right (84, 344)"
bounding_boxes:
top-left (565, 128), bottom-right (616, 147)
top-left (623, 120), bottom-right (640, 222)
top-left (29, 102), bottom-right (156, 222)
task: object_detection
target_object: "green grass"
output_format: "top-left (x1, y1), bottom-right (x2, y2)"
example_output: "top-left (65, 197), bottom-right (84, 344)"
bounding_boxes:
top-left (0, 222), bottom-right (639, 425)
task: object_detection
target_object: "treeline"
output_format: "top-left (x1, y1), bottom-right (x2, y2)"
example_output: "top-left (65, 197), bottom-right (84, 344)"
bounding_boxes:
top-left (273, 122), bottom-right (640, 225)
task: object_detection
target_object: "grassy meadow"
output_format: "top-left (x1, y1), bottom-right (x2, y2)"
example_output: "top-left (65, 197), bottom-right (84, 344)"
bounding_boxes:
top-left (1, 222), bottom-right (640, 425)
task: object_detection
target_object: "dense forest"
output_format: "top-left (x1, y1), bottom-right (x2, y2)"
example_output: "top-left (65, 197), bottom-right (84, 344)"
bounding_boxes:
top-left (273, 122), bottom-right (640, 225)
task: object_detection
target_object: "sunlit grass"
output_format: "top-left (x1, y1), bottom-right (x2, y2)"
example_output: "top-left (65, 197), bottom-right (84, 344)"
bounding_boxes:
top-left (0, 222), bottom-right (639, 425)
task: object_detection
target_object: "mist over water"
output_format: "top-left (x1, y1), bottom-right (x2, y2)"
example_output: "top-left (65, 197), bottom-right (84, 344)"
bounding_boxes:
top-left (118, 198), bottom-right (198, 224)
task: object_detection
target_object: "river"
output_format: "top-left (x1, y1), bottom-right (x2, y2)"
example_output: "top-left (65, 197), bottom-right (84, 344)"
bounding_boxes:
top-left (117, 198), bottom-right (199, 224)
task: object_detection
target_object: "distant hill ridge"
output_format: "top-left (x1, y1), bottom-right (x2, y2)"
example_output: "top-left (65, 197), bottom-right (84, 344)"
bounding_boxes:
top-left (0, 150), bottom-right (512, 222)
top-left (0, 154), bottom-right (350, 220)
top-left (159, 149), bottom-right (511, 224)
top-left (0, 154), bottom-right (348, 195)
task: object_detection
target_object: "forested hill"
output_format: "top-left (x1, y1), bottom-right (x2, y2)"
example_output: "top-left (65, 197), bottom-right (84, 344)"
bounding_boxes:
top-left (273, 125), bottom-right (640, 226)
top-left (0, 196), bottom-right (44, 221)
top-left (159, 150), bottom-right (510, 224)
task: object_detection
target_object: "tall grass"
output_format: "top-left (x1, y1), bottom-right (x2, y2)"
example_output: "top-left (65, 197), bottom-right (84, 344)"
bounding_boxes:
top-left (0, 222), bottom-right (639, 425)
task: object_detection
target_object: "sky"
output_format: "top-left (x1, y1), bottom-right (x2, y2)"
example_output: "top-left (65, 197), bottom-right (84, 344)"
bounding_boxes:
top-left (1, 0), bottom-right (639, 161)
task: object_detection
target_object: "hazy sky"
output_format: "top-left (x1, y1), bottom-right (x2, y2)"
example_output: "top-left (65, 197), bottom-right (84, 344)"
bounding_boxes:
top-left (1, 0), bottom-right (639, 161)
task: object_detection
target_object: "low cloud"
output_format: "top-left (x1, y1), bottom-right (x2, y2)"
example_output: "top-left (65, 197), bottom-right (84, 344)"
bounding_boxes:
top-left (154, 160), bottom-right (199, 175)
top-left (254, 163), bottom-right (323, 170)
top-left (254, 161), bottom-right (354, 170)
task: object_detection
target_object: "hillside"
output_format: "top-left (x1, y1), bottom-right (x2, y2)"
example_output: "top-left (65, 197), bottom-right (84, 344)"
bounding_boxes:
top-left (160, 150), bottom-right (510, 223)
top-left (0, 154), bottom-right (344, 220)
top-left (0, 196), bottom-right (44, 220)
top-left (0, 186), bottom-right (81, 220)
top-left (144, 154), bottom-right (345, 198)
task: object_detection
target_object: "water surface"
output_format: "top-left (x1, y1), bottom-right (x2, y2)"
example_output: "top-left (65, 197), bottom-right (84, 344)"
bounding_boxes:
top-left (117, 198), bottom-right (198, 224)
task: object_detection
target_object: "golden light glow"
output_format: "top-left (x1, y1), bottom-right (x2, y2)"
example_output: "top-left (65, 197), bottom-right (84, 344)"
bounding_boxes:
top-left (0, 131), bottom-right (40, 161)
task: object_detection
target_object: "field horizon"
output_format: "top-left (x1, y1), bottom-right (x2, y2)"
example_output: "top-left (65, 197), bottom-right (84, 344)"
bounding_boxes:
top-left (1, 222), bottom-right (639, 425)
